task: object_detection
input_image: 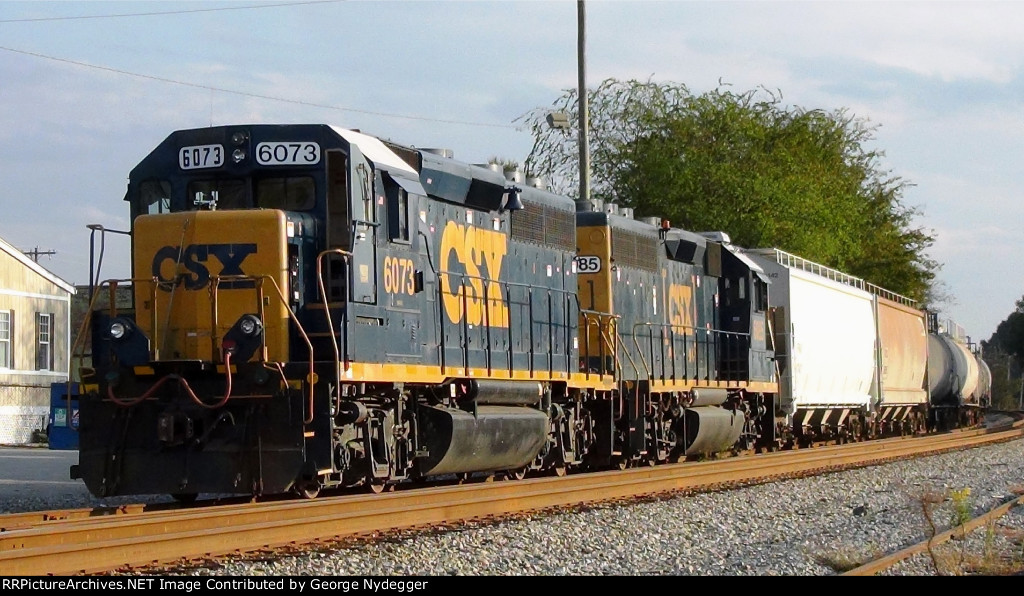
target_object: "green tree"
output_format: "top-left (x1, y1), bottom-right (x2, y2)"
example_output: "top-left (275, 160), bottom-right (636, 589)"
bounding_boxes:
top-left (982, 348), bottom-right (1021, 411)
top-left (518, 78), bottom-right (938, 303)
top-left (984, 297), bottom-right (1024, 357)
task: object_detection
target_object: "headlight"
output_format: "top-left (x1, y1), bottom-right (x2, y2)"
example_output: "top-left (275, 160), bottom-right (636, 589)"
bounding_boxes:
top-left (239, 315), bottom-right (261, 336)
top-left (232, 148), bottom-right (246, 163)
top-left (221, 314), bottom-right (264, 362)
top-left (109, 319), bottom-right (129, 340)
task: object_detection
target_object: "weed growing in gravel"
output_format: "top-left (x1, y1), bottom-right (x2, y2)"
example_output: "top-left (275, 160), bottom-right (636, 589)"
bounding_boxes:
top-left (950, 488), bottom-right (972, 529)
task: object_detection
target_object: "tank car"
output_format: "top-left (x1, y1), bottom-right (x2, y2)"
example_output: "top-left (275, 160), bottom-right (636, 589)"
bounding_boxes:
top-left (975, 352), bottom-right (993, 409)
top-left (926, 315), bottom-right (985, 429)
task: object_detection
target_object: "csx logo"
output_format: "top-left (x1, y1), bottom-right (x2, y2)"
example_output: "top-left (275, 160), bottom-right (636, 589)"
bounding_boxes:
top-left (439, 221), bottom-right (508, 327)
top-left (667, 283), bottom-right (694, 331)
top-left (666, 282), bottom-right (697, 362)
top-left (151, 243), bottom-right (258, 290)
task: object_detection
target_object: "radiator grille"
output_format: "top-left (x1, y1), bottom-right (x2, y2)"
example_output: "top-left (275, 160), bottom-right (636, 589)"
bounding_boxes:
top-left (612, 228), bottom-right (659, 271)
top-left (511, 200), bottom-right (575, 251)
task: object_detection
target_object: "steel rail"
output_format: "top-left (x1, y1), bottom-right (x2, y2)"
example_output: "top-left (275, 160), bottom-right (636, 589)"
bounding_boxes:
top-left (842, 493), bottom-right (1024, 576)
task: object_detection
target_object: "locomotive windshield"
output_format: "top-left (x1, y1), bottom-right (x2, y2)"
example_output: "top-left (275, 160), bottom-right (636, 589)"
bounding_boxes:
top-left (254, 176), bottom-right (315, 211)
top-left (136, 175), bottom-right (316, 215)
top-left (189, 179), bottom-right (246, 210)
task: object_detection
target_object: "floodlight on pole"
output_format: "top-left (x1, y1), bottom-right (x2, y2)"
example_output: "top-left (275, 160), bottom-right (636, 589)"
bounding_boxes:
top-left (546, 111), bottom-right (571, 131)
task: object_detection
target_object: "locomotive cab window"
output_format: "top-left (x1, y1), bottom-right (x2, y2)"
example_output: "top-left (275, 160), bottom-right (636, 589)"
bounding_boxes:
top-left (722, 278), bottom-right (742, 307)
top-left (139, 180), bottom-right (172, 215)
top-left (257, 176), bottom-right (315, 211)
top-left (753, 277), bottom-right (768, 312)
top-left (187, 179), bottom-right (246, 210)
top-left (386, 180), bottom-right (411, 243)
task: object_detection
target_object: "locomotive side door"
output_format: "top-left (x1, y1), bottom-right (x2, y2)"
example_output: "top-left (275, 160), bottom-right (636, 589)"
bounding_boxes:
top-left (326, 150), bottom-right (351, 301)
top-left (348, 152), bottom-right (378, 305)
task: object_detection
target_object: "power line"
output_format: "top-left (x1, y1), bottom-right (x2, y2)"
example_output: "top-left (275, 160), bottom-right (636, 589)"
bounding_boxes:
top-left (0, 1), bottom-right (345, 23)
top-left (0, 46), bottom-right (519, 130)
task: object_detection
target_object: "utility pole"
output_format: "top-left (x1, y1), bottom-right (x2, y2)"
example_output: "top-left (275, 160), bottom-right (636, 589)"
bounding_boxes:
top-left (576, 0), bottom-right (591, 211)
top-left (23, 247), bottom-right (56, 262)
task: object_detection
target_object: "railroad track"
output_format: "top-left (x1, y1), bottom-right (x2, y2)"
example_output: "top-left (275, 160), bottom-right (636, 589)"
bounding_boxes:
top-left (843, 492), bottom-right (1024, 575)
top-left (2, 422), bottom-right (1021, 576)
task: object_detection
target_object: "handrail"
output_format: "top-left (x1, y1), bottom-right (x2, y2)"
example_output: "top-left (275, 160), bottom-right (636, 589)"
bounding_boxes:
top-left (436, 270), bottom-right (582, 379)
top-left (577, 308), bottom-right (623, 381)
top-left (628, 321), bottom-right (755, 385)
top-left (316, 248), bottom-right (353, 408)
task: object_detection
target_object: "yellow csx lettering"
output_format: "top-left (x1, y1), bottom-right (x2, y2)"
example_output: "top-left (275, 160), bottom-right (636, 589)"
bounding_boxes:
top-left (667, 283), bottom-right (698, 362)
top-left (439, 221), bottom-right (508, 327)
top-left (151, 243), bottom-right (257, 291)
top-left (383, 256), bottom-right (417, 295)
top-left (667, 283), bottom-right (694, 331)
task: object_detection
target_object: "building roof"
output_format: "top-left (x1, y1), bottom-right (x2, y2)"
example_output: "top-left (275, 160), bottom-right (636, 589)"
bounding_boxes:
top-left (0, 234), bottom-right (76, 294)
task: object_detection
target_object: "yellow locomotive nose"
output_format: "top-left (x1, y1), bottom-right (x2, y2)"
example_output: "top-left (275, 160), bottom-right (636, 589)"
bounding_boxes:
top-left (133, 210), bottom-right (291, 364)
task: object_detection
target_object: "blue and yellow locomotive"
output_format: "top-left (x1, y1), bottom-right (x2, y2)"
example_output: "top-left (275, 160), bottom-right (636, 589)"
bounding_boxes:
top-left (71, 124), bottom-right (778, 499)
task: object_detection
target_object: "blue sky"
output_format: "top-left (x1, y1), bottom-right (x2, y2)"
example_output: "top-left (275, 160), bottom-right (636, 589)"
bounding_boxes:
top-left (1, 0), bottom-right (1021, 345)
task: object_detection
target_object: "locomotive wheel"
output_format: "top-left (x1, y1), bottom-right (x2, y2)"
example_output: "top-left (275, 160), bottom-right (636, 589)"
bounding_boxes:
top-left (504, 467), bottom-right (528, 481)
top-left (368, 480), bottom-right (390, 494)
top-left (294, 481), bottom-right (321, 499)
top-left (552, 465), bottom-right (567, 477)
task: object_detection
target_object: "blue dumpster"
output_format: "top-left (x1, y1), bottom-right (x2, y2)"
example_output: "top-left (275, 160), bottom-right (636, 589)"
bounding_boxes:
top-left (48, 382), bottom-right (79, 450)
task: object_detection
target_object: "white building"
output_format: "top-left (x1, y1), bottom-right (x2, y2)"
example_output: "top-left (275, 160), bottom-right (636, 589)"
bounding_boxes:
top-left (0, 235), bottom-right (75, 444)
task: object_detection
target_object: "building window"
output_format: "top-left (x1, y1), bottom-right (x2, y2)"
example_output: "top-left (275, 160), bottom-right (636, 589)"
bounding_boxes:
top-left (0, 311), bottom-right (10, 369)
top-left (36, 312), bottom-right (53, 371)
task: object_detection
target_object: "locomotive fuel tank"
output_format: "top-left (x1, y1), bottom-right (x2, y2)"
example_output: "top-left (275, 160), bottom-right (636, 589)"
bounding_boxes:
top-left (681, 406), bottom-right (745, 455)
top-left (414, 380), bottom-right (549, 476)
top-left (415, 405), bottom-right (548, 476)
